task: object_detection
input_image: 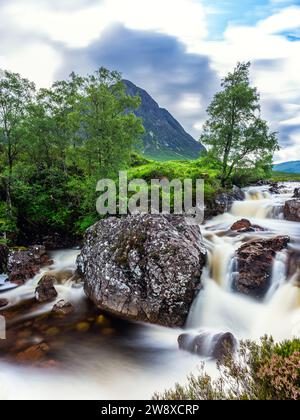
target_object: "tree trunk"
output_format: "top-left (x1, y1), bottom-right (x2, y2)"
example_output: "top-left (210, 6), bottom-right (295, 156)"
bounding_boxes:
top-left (6, 163), bottom-right (13, 216)
top-left (6, 138), bottom-right (13, 216)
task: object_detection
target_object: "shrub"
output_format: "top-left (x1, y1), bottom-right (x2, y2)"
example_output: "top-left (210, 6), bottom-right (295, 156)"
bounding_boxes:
top-left (153, 337), bottom-right (300, 400)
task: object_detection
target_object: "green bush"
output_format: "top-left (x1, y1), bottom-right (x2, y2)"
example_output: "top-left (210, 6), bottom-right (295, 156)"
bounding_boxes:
top-left (0, 202), bottom-right (18, 244)
top-left (153, 337), bottom-right (300, 400)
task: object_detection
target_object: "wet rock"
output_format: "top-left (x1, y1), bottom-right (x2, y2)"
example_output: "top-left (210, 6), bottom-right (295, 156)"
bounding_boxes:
top-left (0, 244), bottom-right (8, 274)
top-left (284, 199), bottom-right (300, 222)
top-left (0, 298), bottom-right (8, 308)
top-left (16, 342), bottom-right (50, 364)
top-left (230, 219), bottom-right (265, 233)
top-left (77, 214), bottom-right (207, 327)
top-left (206, 186), bottom-right (245, 219)
top-left (178, 331), bottom-right (237, 361)
top-left (71, 283), bottom-right (84, 289)
top-left (69, 270), bottom-right (83, 284)
top-left (8, 245), bottom-right (53, 284)
top-left (232, 185), bottom-right (247, 202)
top-left (233, 236), bottom-right (290, 299)
top-left (43, 269), bottom-right (73, 284)
top-left (287, 251), bottom-right (300, 281)
top-left (76, 322), bottom-right (90, 332)
top-left (293, 188), bottom-right (300, 198)
top-left (43, 269), bottom-right (82, 286)
top-left (35, 275), bottom-right (58, 303)
top-left (52, 300), bottom-right (74, 317)
top-left (253, 180), bottom-right (269, 186)
top-left (269, 182), bottom-right (283, 194)
top-left (210, 333), bottom-right (237, 361)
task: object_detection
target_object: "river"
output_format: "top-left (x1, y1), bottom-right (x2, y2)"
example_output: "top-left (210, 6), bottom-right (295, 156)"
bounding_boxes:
top-left (0, 182), bottom-right (299, 400)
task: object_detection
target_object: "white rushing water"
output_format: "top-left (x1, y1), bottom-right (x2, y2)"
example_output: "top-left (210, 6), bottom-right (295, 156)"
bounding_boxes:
top-left (0, 182), bottom-right (299, 400)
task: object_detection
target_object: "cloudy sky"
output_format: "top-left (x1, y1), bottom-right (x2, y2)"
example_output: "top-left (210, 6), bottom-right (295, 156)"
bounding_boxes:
top-left (0, 0), bottom-right (299, 162)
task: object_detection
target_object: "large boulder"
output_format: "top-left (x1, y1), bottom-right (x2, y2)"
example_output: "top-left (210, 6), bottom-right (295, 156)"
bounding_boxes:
top-left (232, 236), bottom-right (290, 299)
top-left (0, 244), bottom-right (8, 274)
top-left (8, 246), bottom-right (52, 284)
top-left (77, 215), bottom-right (207, 327)
top-left (284, 199), bottom-right (300, 222)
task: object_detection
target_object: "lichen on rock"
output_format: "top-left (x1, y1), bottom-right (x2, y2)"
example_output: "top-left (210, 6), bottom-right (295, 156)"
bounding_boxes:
top-left (77, 214), bottom-right (207, 327)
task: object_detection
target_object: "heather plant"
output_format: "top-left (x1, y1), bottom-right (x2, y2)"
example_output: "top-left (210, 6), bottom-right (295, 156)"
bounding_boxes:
top-left (154, 337), bottom-right (300, 400)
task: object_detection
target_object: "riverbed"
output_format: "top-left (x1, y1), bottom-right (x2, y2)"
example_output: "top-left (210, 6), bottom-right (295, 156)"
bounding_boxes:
top-left (0, 182), bottom-right (299, 400)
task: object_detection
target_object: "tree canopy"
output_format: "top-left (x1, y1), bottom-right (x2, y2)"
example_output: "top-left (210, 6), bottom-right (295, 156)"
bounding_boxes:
top-left (0, 67), bottom-right (144, 243)
top-left (200, 62), bottom-right (279, 185)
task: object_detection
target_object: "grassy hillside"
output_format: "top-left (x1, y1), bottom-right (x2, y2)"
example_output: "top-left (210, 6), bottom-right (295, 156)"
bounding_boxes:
top-left (269, 171), bottom-right (300, 182)
top-left (142, 149), bottom-right (198, 162)
top-left (128, 158), bottom-right (223, 206)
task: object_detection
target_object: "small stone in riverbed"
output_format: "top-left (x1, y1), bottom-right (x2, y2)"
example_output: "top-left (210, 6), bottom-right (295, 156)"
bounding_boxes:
top-left (35, 275), bottom-right (58, 303)
top-left (16, 342), bottom-right (50, 364)
top-left (231, 219), bottom-right (251, 231)
top-left (96, 315), bottom-right (110, 326)
top-left (0, 298), bottom-right (8, 308)
top-left (178, 331), bottom-right (237, 361)
top-left (45, 327), bottom-right (60, 336)
top-left (231, 219), bottom-right (265, 233)
top-left (76, 322), bottom-right (90, 332)
top-left (102, 328), bottom-right (115, 336)
top-left (71, 282), bottom-right (84, 289)
top-left (52, 300), bottom-right (74, 317)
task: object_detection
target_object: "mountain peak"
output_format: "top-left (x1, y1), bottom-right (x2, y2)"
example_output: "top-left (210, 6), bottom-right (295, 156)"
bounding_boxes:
top-left (123, 80), bottom-right (205, 161)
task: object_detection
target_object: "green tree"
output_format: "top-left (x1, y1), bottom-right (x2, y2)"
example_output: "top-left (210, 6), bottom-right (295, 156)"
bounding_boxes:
top-left (0, 70), bottom-right (35, 211)
top-left (0, 67), bottom-right (145, 243)
top-left (200, 62), bottom-right (279, 186)
top-left (75, 67), bottom-right (144, 178)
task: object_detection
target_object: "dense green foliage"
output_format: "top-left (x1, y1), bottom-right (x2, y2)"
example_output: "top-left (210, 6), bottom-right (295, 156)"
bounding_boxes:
top-left (201, 62), bottom-right (278, 186)
top-left (0, 68), bottom-right (144, 244)
top-left (0, 63), bottom-right (290, 246)
top-left (127, 158), bottom-right (222, 205)
top-left (154, 337), bottom-right (300, 400)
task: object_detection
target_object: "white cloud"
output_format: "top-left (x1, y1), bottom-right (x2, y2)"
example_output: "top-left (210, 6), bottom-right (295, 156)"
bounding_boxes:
top-left (0, 43), bottom-right (62, 87)
top-left (259, 6), bottom-right (300, 34)
top-left (0, 0), bottom-right (299, 161)
top-left (280, 115), bottom-right (300, 126)
top-left (193, 120), bottom-right (205, 132)
top-left (188, 5), bottom-right (300, 161)
top-left (176, 93), bottom-right (203, 113)
top-left (274, 129), bottom-right (300, 162)
top-left (4, 0), bottom-right (207, 49)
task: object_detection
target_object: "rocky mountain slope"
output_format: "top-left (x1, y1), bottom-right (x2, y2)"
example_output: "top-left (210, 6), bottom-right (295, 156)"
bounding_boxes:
top-left (124, 80), bottom-right (205, 161)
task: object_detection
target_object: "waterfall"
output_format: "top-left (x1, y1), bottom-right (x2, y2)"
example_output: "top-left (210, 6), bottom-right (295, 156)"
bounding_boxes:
top-left (265, 251), bottom-right (288, 301)
top-left (188, 182), bottom-right (300, 344)
top-left (0, 182), bottom-right (299, 399)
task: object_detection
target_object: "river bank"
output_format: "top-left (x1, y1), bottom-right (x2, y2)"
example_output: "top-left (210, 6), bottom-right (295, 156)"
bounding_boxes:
top-left (0, 182), bottom-right (299, 400)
